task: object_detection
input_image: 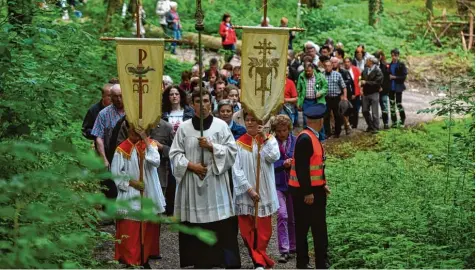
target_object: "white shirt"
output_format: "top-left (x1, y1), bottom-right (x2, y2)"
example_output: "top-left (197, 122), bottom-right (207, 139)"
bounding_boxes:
top-left (233, 134), bottom-right (280, 217)
top-left (168, 109), bottom-right (184, 132)
top-left (111, 140), bottom-right (166, 219)
top-left (170, 117), bottom-right (238, 223)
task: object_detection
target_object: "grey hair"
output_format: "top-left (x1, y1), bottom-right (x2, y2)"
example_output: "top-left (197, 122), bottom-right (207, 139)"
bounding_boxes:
top-left (163, 75), bottom-right (173, 86)
top-left (217, 99), bottom-right (233, 111)
top-left (367, 55), bottom-right (379, 65)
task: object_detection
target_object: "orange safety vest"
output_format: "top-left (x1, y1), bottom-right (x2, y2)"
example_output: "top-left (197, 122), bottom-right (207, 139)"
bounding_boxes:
top-left (289, 129), bottom-right (326, 187)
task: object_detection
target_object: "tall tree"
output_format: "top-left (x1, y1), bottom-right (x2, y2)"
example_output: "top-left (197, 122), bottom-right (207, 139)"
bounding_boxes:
top-left (7, 0), bottom-right (34, 26)
top-left (103, 0), bottom-right (125, 32)
top-left (378, 0), bottom-right (384, 15)
top-left (426, 0), bottom-right (433, 18)
top-left (302, 0), bottom-right (323, 9)
top-left (368, 0), bottom-right (378, 26)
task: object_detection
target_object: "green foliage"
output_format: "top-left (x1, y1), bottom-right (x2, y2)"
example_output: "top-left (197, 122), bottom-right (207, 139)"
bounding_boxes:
top-left (0, 6), bottom-right (211, 268)
top-left (0, 140), bottom-right (104, 268)
top-left (164, 56), bottom-right (194, 84)
top-left (325, 119), bottom-right (475, 268)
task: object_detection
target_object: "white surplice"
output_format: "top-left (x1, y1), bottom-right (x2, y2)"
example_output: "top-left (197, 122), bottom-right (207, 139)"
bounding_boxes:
top-left (169, 117), bottom-right (237, 223)
top-left (233, 134), bottom-right (280, 217)
top-left (111, 139), bottom-right (166, 218)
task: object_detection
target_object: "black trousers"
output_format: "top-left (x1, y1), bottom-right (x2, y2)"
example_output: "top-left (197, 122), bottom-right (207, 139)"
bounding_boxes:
top-left (100, 179), bottom-right (117, 199)
top-left (349, 96), bottom-right (361, 128)
top-left (324, 96), bottom-right (342, 137)
top-left (293, 187), bottom-right (328, 269)
top-left (179, 217), bottom-right (241, 269)
top-left (165, 162), bottom-right (176, 216)
top-left (389, 91), bottom-right (406, 124)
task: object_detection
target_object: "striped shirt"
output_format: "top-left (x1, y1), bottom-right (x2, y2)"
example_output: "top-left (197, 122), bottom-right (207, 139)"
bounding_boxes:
top-left (324, 71), bottom-right (346, 97)
top-left (91, 105), bottom-right (125, 139)
top-left (305, 75), bottom-right (316, 99)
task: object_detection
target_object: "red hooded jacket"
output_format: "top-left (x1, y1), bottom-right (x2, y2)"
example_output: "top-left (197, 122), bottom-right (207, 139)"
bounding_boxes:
top-left (219, 21), bottom-right (237, 46)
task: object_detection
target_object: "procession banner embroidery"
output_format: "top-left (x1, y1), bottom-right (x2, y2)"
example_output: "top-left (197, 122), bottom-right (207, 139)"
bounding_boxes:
top-left (241, 27), bottom-right (289, 121)
top-left (116, 38), bottom-right (164, 130)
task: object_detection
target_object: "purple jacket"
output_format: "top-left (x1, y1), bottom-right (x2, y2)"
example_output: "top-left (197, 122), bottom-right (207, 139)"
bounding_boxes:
top-left (274, 134), bottom-right (297, 192)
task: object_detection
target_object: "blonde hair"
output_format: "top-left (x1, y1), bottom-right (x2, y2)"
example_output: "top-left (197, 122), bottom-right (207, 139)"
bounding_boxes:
top-left (270, 114), bottom-right (292, 132)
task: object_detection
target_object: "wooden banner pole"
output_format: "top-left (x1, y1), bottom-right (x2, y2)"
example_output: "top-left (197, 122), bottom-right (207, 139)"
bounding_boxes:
top-left (135, 0), bottom-right (145, 266)
top-left (195, 0), bottom-right (205, 165)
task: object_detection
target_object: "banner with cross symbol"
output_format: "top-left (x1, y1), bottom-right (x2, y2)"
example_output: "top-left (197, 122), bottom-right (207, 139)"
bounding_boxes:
top-left (116, 38), bottom-right (165, 131)
top-left (240, 27), bottom-right (289, 121)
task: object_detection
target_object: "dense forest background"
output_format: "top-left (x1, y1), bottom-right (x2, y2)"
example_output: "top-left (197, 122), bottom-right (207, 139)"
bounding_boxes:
top-left (0, 0), bottom-right (474, 268)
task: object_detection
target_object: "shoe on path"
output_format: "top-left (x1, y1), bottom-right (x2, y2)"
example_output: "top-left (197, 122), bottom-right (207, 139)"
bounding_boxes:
top-left (278, 253), bottom-right (289, 263)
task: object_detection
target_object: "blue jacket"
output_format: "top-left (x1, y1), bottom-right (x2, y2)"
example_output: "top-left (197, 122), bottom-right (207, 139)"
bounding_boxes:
top-left (274, 134), bottom-right (297, 192)
top-left (389, 61), bottom-right (407, 92)
top-left (230, 121), bottom-right (246, 140)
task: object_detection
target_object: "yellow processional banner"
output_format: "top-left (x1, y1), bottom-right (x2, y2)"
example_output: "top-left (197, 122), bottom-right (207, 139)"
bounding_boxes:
top-left (240, 27), bottom-right (289, 121)
top-left (116, 38), bottom-right (165, 130)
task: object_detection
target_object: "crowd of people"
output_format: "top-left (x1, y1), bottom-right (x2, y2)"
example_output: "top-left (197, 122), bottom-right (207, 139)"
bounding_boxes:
top-left (81, 4), bottom-right (409, 269)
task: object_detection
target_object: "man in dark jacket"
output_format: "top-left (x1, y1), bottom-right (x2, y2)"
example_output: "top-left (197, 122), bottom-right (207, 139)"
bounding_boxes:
top-left (389, 48), bottom-right (407, 127)
top-left (361, 56), bottom-right (383, 133)
top-left (82, 81), bottom-right (118, 205)
top-left (375, 50), bottom-right (391, 129)
top-left (287, 50), bottom-right (301, 84)
top-left (290, 104), bottom-right (330, 269)
top-left (331, 57), bottom-right (354, 135)
top-left (81, 83), bottom-right (112, 142)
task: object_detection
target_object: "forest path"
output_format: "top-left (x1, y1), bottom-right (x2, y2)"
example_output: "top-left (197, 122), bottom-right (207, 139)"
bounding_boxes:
top-left (94, 50), bottom-right (440, 269)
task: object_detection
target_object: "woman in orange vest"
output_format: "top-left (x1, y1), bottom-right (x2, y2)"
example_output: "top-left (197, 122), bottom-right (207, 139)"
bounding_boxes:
top-left (289, 104), bottom-right (330, 269)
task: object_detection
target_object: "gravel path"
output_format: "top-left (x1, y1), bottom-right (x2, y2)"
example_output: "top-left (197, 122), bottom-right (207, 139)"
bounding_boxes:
top-left (96, 215), bottom-right (298, 269)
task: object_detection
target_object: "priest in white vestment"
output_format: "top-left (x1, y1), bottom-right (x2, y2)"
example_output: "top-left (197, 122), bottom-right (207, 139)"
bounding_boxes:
top-left (233, 111), bottom-right (280, 270)
top-left (111, 125), bottom-right (166, 267)
top-left (169, 89), bottom-right (241, 268)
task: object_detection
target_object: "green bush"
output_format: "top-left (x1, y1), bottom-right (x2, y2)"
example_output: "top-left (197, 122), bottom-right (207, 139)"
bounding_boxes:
top-left (0, 7), bottom-right (211, 268)
top-left (325, 119), bottom-right (475, 269)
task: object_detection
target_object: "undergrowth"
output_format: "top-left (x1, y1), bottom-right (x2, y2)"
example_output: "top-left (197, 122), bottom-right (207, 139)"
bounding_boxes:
top-left (324, 119), bottom-right (475, 269)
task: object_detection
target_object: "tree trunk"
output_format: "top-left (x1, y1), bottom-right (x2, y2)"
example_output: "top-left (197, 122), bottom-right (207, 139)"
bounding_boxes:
top-left (302, 0), bottom-right (323, 9)
top-left (368, 0), bottom-right (378, 26)
top-left (378, 0), bottom-right (384, 15)
top-left (7, 0), bottom-right (34, 25)
top-left (102, 0), bottom-right (125, 32)
top-left (426, 0), bottom-right (433, 18)
top-left (182, 32), bottom-right (242, 51)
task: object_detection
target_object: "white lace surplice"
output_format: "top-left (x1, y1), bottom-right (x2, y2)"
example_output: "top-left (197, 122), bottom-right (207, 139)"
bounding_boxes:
top-left (169, 118), bottom-right (237, 223)
top-left (233, 135), bottom-right (280, 217)
top-left (111, 143), bottom-right (166, 218)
